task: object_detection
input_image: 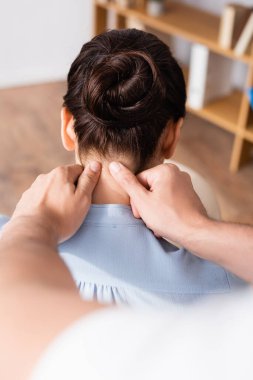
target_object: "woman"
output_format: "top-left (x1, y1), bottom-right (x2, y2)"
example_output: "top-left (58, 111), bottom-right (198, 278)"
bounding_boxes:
top-left (55, 28), bottom-right (245, 306)
top-left (0, 29), bottom-right (245, 306)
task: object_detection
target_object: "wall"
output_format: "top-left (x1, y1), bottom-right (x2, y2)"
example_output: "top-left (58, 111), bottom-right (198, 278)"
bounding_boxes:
top-left (142, 0), bottom-right (252, 89)
top-left (179, 0), bottom-right (253, 88)
top-left (0, 0), bottom-right (251, 89)
top-left (0, 0), bottom-right (93, 88)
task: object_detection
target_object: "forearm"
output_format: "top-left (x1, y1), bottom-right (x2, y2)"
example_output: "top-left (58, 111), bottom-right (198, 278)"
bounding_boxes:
top-left (0, 216), bottom-right (75, 290)
top-left (0, 216), bottom-right (101, 380)
top-left (0, 164), bottom-right (103, 380)
top-left (181, 218), bottom-right (253, 283)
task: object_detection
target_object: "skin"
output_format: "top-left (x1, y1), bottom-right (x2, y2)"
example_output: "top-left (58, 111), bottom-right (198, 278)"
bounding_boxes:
top-left (109, 162), bottom-right (253, 284)
top-left (60, 106), bottom-right (183, 204)
top-left (0, 163), bottom-right (103, 380)
top-left (60, 106), bottom-right (253, 282)
top-left (0, 161), bottom-right (252, 380)
top-left (0, 105), bottom-right (252, 379)
top-left (0, 105), bottom-right (183, 379)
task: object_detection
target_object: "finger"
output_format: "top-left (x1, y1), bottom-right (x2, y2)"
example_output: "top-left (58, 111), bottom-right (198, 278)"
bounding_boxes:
top-left (136, 168), bottom-right (160, 190)
top-left (48, 165), bottom-right (84, 190)
top-left (65, 164), bottom-right (84, 184)
top-left (130, 199), bottom-right (141, 219)
top-left (109, 162), bottom-right (148, 202)
top-left (137, 163), bottom-right (180, 188)
top-left (76, 161), bottom-right (101, 198)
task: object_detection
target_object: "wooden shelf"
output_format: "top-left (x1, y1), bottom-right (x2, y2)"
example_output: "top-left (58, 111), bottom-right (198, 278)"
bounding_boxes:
top-left (244, 127), bottom-right (253, 143)
top-left (187, 91), bottom-right (243, 134)
top-left (182, 64), bottom-right (242, 134)
top-left (94, 0), bottom-right (253, 171)
top-left (95, 0), bottom-right (253, 64)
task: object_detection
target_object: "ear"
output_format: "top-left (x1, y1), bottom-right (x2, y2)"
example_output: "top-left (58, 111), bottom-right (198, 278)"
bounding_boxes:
top-left (61, 107), bottom-right (76, 151)
top-left (161, 118), bottom-right (184, 159)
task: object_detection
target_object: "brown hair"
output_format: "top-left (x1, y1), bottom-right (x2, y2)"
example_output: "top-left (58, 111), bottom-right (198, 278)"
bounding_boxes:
top-left (63, 28), bottom-right (186, 172)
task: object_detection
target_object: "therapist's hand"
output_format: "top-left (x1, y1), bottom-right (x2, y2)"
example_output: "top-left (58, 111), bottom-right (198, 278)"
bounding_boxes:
top-left (9, 162), bottom-right (101, 242)
top-left (109, 162), bottom-right (207, 245)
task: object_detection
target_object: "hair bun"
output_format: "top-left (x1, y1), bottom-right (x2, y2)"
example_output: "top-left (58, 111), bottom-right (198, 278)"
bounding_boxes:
top-left (83, 51), bottom-right (165, 128)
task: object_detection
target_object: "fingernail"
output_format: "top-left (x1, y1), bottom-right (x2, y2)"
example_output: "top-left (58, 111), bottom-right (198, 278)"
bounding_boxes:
top-left (89, 161), bottom-right (101, 173)
top-left (109, 162), bottom-right (122, 173)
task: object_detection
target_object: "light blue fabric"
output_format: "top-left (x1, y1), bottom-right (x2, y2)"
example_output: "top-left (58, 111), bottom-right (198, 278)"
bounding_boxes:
top-left (0, 215), bottom-right (10, 228)
top-left (0, 206), bottom-right (246, 307)
top-left (59, 205), bottom-right (246, 306)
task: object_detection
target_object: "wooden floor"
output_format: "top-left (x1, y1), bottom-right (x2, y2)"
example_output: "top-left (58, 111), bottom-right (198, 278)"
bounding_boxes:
top-left (0, 81), bottom-right (252, 223)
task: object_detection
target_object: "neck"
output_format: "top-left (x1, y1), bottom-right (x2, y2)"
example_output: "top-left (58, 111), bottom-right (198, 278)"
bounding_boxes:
top-left (78, 154), bottom-right (132, 204)
top-left (77, 153), bottom-right (162, 205)
top-left (91, 165), bottom-right (130, 204)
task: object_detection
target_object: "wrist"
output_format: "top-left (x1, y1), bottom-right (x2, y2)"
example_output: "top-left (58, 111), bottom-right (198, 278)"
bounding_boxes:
top-left (180, 216), bottom-right (218, 258)
top-left (168, 214), bottom-right (213, 252)
top-left (1, 215), bottom-right (58, 249)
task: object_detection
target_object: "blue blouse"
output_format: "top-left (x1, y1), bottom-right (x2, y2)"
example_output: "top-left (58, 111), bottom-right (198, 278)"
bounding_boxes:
top-left (0, 206), bottom-right (246, 307)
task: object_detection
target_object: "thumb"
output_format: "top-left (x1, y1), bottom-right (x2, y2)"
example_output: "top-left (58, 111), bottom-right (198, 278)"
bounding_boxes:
top-left (76, 161), bottom-right (101, 198)
top-left (109, 162), bottom-right (148, 202)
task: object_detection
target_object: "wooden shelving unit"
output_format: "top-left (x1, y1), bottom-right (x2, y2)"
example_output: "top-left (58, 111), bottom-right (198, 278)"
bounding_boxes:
top-left (93, 0), bottom-right (253, 171)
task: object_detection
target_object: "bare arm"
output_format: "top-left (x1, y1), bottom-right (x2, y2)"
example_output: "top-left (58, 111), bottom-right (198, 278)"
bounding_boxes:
top-left (1, 161), bottom-right (252, 379)
top-left (0, 163), bottom-right (103, 380)
top-left (182, 219), bottom-right (253, 282)
top-left (109, 162), bottom-right (253, 283)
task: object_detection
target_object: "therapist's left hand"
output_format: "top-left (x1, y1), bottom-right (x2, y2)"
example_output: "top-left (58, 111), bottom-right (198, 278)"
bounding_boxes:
top-left (10, 162), bottom-right (101, 242)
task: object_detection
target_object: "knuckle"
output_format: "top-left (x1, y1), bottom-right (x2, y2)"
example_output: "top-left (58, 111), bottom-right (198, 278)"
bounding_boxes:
top-left (121, 173), bottom-right (138, 191)
top-left (121, 172), bottom-right (132, 185)
top-left (53, 166), bottom-right (67, 178)
top-left (180, 170), bottom-right (192, 183)
top-left (182, 171), bottom-right (191, 180)
top-left (35, 173), bottom-right (46, 182)
top-left (58, 165), bottom-right (67, 174)
top-left (162, 163), bottom-right (180, 178)
top-left (159, 164), bottom-right (171, 176)
top-left (86, 170), bottom-right (96, 181)
top-left (165, 163), bottom-right (179, 172)
top-left (82, 194), bottom-right (90, 204)
top-left (83, 171), bottom-right (96, 185)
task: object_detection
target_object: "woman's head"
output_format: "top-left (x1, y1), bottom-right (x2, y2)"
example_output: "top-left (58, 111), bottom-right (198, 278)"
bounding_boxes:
top-left (62, 28), bottom-right (186, 172)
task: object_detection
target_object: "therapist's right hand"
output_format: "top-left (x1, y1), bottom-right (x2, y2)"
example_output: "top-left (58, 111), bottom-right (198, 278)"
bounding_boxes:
top-left (109, 162), bottom-right (207, 245)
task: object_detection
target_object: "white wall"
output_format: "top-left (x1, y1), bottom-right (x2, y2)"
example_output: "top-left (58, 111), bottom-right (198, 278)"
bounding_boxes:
top-left (0, 0), bottom-right (93, 88)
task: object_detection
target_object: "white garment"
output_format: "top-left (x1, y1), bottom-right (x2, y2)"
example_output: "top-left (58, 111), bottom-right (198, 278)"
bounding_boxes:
top-left (31, 290), bottom-right (253, 380)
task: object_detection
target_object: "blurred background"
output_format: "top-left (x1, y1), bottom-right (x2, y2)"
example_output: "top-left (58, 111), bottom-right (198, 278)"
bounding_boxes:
top-left (0, 0), bottom-right (252, 223)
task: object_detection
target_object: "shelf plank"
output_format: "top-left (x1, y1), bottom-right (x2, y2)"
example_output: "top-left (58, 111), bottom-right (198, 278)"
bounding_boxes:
top-left (182, 62), bottom-right (243, 134)
top-left (244, 127), bottom-right (253, 143)
top-left (94, 3), bottom-right (107, 35)
top-left (94, 0), bottom-right (253, 64)
top-left (187, 90), bottom-right (243, 134)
